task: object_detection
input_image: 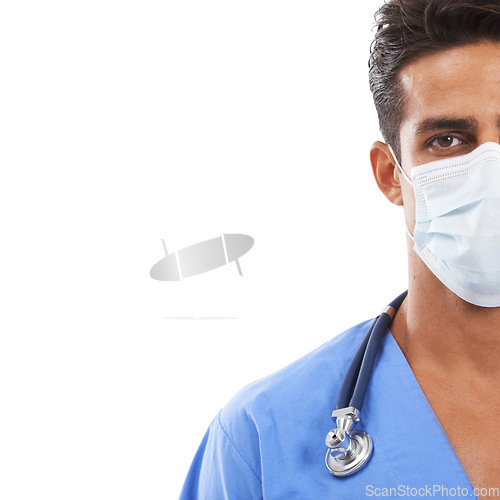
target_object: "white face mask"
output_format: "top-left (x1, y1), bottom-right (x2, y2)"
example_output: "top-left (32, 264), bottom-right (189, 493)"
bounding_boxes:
top-left (391, 141), bottom-right (500, 308)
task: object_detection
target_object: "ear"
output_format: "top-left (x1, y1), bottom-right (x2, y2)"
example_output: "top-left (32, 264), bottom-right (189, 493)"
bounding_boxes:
top-left (370, 141), bottom-right (403, 206)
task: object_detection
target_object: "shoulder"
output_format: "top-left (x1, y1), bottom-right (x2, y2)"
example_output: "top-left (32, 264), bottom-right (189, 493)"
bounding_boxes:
top-left (217, 318), bottom-right (373, 479)
top-left (221, 318), bottom-right (372, 421)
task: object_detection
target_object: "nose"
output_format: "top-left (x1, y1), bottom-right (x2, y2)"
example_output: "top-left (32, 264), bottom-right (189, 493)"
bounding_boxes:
top-left (476, 125), bottom-right (500, 148)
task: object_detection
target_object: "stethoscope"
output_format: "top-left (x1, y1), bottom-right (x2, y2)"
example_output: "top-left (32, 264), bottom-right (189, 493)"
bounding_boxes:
top-left (325, 290), bottom-right (408, 477)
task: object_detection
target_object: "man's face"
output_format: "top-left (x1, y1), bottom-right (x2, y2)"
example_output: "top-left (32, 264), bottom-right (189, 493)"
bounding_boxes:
top-left (397, 41), bottom-right (500, 233)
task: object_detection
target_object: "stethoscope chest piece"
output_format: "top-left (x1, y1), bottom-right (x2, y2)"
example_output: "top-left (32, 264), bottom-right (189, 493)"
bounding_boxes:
top-left (325, 406), bottom-right (373, 476)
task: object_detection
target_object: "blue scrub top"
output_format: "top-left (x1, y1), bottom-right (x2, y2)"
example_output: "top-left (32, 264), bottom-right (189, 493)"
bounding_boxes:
top-left (179, 318), bottom-right (478, 499)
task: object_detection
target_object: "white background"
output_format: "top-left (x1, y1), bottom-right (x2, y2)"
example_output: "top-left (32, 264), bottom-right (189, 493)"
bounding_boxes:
top-left (0, 1), bottom-right (407, 498)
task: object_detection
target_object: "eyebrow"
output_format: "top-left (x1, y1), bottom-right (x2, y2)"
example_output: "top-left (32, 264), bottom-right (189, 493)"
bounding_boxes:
top-left (415, 116), bottom-right (479, 135)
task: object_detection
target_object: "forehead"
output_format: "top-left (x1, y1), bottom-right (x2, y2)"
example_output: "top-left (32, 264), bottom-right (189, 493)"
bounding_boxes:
top-left (399, 41), bottom-right (500, 130)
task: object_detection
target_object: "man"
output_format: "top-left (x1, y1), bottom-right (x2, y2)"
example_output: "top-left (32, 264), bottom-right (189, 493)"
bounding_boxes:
top-left (180, 1), bottom-right (500, 498)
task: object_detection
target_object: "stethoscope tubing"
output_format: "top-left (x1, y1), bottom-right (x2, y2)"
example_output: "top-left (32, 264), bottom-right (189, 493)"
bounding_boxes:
top-left (335, 322), bottom-right (374, 410)
top-left (336, 290), bottom-right (408, 411)
top-left (326, 290), bottom-right (409, 477)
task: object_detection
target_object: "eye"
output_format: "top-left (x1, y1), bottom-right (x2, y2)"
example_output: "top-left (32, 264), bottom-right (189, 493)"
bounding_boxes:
top-left (429, 135), bottom-right (463, 148)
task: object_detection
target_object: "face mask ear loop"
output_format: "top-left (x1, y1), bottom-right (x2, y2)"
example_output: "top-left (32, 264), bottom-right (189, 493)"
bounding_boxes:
top-left (403, 221), bottom-right (414, 242)
top-left (388, 144), bottom-right (412, 186)
top-left (387, 144), bottom-right (414, 242)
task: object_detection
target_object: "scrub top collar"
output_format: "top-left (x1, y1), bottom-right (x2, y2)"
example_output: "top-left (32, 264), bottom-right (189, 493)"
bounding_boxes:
top-left (366, 327), bottom-right (477, 497)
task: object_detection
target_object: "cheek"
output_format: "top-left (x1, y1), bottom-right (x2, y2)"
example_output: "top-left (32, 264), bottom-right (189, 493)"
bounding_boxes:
top-left (401, 183), bottom-right (416, 228)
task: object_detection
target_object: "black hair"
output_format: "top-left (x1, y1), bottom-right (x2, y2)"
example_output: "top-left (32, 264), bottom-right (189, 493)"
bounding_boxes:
top-left (368, 0), bottom-right (500, 163)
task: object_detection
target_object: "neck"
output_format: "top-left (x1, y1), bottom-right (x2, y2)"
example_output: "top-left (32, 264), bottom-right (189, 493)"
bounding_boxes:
top-left (391, 247), bottom-right (500, 377)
